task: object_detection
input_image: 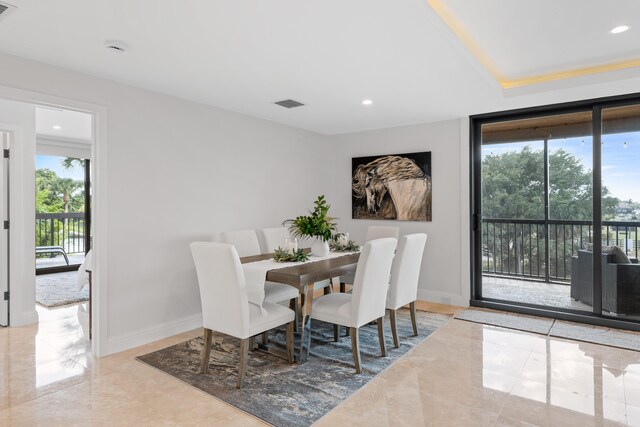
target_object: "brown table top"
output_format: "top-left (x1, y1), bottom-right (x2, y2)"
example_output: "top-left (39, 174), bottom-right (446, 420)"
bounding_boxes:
top-left (240, 252), bottom-right (360, 288)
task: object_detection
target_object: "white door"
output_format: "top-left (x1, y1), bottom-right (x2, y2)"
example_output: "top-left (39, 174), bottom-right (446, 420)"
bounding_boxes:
top-left (0, 131), bottom-right (8, 326)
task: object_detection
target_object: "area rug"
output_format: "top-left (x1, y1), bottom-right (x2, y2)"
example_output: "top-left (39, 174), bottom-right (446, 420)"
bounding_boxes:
top-left (455, 308), bottom-right (554, 334)
top-left (550, 320), bottom-right (640, 352)
top-left (36, 271), bottom-right (88, 307)
top-left (137, 309), bottom-right (450, 427)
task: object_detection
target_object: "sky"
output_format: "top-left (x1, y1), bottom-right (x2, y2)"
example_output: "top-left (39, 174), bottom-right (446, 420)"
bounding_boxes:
top-left (36, 155), bottom-right (84, 181)
top-left (482, 130), bottom-right (640, 203)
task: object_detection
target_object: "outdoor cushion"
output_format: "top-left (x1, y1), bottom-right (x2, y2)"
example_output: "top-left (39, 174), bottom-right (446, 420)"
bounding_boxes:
top-left (586, 244), bottom-right (631, 264)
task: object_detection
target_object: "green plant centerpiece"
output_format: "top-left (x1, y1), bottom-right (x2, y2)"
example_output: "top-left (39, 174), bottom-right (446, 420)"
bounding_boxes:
top-left (284, 195), bottom-right (337, 257)
top-left (329, 233), bottom-right (361, 252)
top-left (272, 247), bottom-right (311, 263)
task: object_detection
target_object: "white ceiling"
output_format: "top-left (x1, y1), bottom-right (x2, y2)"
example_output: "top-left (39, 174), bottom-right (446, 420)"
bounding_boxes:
top-left (0, 1), bottom-right (639, 135)
top-left (35, 107), bottom-right (92, 142)
top-left (434, 0), bottom-right (640, 85)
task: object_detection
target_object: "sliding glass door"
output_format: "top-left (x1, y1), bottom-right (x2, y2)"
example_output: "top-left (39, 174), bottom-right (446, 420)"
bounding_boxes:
top-left (600, 104), bottom-right (640, 322)
top-left (471, 94), bottom-right (640, 328)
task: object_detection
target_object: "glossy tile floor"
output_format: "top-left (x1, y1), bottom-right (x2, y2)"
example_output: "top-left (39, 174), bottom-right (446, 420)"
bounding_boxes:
top-left (1, 303), bottom-right (640, 426)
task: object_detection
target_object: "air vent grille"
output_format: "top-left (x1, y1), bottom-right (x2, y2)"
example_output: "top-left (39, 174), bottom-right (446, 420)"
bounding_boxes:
top-left (0, 2), bottom-right (16, 20)
top-left (275, 99), bottom-right (305, 109)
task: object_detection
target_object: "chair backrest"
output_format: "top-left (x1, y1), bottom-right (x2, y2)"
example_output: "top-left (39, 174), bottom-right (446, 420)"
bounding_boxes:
top-left (387, 233), bottom-right (427, 310)
top-left (366, 226), bottom-right (400, 242)
top-left (220, 229), bottom-right (261, 257)
top-left (190, 242), bottom-right (250, 338)
top-left (261, 227), bottom-right (290, 254)
top-left (350, 238), bottom-right (397, 328)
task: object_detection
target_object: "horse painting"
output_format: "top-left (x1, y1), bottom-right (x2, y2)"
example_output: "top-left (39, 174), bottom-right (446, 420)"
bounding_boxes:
top-left (352, 153), bottom-right (432, 221)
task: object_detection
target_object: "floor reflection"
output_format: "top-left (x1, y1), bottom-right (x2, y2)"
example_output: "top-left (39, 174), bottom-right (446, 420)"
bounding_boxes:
top-left (34, 303), bottom-right (90, 388)
top-left (482, 325), bottom-right (638, 425)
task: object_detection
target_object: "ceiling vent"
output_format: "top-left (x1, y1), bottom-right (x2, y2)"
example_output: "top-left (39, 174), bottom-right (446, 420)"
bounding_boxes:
top-left (0, 2), bottom-right (17, 21)
top-left (105, 39), bottom-right (128, 53)
top-left (275, 99), bottom-right (305, 109)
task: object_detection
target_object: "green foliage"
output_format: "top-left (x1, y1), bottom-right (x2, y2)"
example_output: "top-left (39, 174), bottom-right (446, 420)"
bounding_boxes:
top-left (61, 157), bottom-right (85, 170)
top-left (272, 247), bottom-right (311, 263)
top-left (482, 147), bottom-right (619, 220)
top-left (329, 234), bottom-right (360, 252)
top-left (284, 195), bottom-right (337, 242)
top-left (35, 168), bottom-right (84, 214)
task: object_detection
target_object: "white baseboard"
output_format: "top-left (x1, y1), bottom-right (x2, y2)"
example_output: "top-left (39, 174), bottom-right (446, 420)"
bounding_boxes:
top-left (417, 289), bottom-right (469, 308)
top-left (105, 313), bottom-right (202, 356)
top-left (11, 309), bottom-right (39, 326)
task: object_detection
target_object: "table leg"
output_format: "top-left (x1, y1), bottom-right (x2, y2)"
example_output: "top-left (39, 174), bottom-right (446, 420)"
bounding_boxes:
top-left (297, 283), bottom-right (314, 364)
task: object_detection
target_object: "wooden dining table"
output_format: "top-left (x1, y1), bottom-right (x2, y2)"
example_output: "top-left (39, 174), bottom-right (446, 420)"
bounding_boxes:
top-left (240, 251), bottom-right (360, 363)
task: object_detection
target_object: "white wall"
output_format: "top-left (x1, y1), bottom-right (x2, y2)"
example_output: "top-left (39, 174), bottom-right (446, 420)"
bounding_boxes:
top-left (331, 119), bottom-right (470, 306)
top-left (0, 98), bottom-right (37, 326)
top-left (0, 52), bottom-right (333, 354)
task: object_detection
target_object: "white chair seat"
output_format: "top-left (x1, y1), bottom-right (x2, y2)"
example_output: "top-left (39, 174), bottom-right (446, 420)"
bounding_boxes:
top-left (264, 281), bottom-right (299, 304)
top-left (311, 293), bottom-right (352, 326)
top-left (249, 301), bottom-right (295, 337)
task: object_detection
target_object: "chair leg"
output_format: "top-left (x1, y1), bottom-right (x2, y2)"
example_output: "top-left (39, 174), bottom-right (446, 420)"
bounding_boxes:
top-left (237, 338), bottom-right (249, 389)
top-left (333, 324), bottom-right (340, 342)
top-left (286, 321), bottom-right (294, 363)
top-left (350, 327), bottom-right (362, 374)
top-left (261, 331), bottom-right (268, 345)
top-left (323, 284), bottom-right (332, 295)
top-left (290, 298), bottom-right (299, 333)
top-left (410, 301), bottom-right (418, 336)
top-left (200, 328), bottom-right (213, 374)
top-left (377, 316), bottom-right (387, 357)
top-left (390, 309), bottom-right (399, 348)
top-left (340, 282), bottom-right (346, 293)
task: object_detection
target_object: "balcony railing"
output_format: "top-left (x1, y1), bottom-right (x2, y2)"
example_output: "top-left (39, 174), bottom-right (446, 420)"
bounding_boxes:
top-left (36, 212), bottom-right (86, 256)
top-left (482, 218), bottom-right (640, 283)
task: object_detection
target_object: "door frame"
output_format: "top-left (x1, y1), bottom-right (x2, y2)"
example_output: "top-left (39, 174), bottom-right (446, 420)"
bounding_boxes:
top-left (0, 84), bottom-right (109, 356)
top-left (469, 91), bottom-right (640, 332)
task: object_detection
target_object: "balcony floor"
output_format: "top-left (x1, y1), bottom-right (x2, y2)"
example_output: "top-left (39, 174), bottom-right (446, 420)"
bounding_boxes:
top-left (483, 276), bottom-right (593, 312)
top-left (36, 254), bottom-right (85, 269)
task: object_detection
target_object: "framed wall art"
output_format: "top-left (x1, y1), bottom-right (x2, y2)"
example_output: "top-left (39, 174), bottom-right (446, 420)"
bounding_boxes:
top-left (352, 151), bottom-right (432, 221)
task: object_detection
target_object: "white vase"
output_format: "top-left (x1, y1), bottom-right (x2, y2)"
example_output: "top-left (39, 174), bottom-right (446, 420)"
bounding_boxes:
top-left (311, 238), bottom-right (330, 257)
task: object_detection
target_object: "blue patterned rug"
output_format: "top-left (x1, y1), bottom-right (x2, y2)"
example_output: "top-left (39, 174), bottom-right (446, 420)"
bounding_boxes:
top-left (137, 309), bottom-right (450, 427)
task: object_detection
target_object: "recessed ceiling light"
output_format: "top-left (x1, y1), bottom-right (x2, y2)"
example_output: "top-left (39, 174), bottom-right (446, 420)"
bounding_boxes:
top-left (610, 25), bottom-right (630, 34)
top-left (362, 99), bottom-right (373, 105)
top-left (52, 125), bottom-right (61, 130)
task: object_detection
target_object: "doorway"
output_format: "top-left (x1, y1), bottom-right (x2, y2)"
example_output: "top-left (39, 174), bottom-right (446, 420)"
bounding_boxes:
top-left (471, 93), bottom-right (640, 330)
top-left (0, 131), bottom-right (8, 326)
top-left (34, 107), bottom-right (93, 340)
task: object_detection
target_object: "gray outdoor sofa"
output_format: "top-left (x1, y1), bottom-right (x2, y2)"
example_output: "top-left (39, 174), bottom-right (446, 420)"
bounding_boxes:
top-left (570, 249), bottom-right (640, 316)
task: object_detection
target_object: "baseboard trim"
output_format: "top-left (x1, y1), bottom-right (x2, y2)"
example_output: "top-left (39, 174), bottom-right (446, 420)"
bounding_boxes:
top-left (106, 313), bottom-right (202, 356)
top-left (417, 289), bottom-right (469, 308)
top-left (11, 309), bottom-right (39, 326)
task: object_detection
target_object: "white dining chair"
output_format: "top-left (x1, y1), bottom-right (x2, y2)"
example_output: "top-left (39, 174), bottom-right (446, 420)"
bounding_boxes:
top-left (340, 225), bottom-right (400, 292)
top-left (221, 229), bottom-right (300, 341)
top-left (190, 242), bottom-right (295, 388)
top-left (386, 233), bottom-right (427, 348)
top-left (220, 229), bottom-right (262, 257)
top-left (261, 226), bottom-right (291, 254)
top-left (310, 238), bottom-right (397, 373)
top-left (221, 229), bottom-right (299, 303)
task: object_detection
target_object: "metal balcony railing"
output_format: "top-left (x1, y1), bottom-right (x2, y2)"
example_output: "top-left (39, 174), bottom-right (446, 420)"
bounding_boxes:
top-left (35, 212), bottom-right (86, 256)
top-left (482, 218), bottom-right (640, 283)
